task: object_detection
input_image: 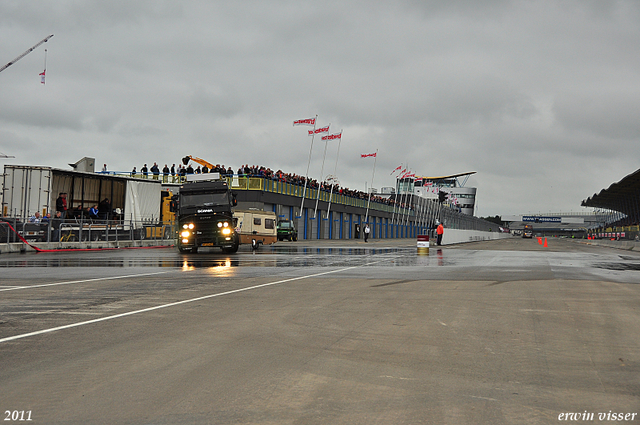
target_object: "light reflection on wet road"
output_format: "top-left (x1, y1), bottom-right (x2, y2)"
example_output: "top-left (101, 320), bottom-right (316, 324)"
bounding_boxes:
top-left (1, 239), bottom-right (639, 285)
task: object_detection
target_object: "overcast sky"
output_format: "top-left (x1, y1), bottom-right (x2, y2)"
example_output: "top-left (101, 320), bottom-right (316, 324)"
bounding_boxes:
top-left (1, 1), bottom-right (639, 217)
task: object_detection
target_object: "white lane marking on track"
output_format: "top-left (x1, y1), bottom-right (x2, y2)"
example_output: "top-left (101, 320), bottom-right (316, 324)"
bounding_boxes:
top-left (0, 259), bottom-right (389, 343)
top-left (469, 395), bottom-right (498, 402)
top-left (0, 271), bottom-right (171, 292)
top-left (379, 375), bottom-right (418, 381)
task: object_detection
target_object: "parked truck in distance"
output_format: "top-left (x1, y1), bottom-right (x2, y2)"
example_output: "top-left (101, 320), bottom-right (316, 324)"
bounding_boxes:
top-left (175, 179), bottom-right (239, 253)
top-left (234, 210), bottom-right (278, 248)
top-left (276, 219), bottom-right (298, 241)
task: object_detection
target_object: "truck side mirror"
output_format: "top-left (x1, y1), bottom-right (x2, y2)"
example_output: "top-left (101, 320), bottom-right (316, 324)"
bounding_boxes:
top-left (232, 193), bottom-right (237, 207)
top-left (169, 195), bottom-right (179, 213)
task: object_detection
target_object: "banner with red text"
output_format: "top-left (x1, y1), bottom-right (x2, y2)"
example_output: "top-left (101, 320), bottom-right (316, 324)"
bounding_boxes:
top-left (308, 125), bottom-right (330, 135)
top-left (293, 117), bottom-right (316, 126)
top-left (321, 132), bottom-right (342, 141)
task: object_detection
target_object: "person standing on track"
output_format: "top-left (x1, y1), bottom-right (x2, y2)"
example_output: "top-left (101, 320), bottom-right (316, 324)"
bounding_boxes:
top-left (436, 222), bottom-right (444, 246)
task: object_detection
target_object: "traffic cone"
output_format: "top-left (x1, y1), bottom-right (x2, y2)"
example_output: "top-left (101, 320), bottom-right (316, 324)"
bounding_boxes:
top-left (537, 237), bottom-right (543, 245)
top-left (543, 237), bottom-right (548, 247)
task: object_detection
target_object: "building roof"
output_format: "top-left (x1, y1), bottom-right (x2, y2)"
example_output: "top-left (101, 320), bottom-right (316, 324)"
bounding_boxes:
top-left (581, 168), bottom-right (640, 223)
top-left (418, 171), bottom-right (476, 180)
top-left (582, 168), bottom-right (640, 208)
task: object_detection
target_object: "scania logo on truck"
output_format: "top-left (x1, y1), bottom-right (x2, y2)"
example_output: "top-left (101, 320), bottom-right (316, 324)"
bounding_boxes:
top-left (197, 208), bottom-right (213, 213)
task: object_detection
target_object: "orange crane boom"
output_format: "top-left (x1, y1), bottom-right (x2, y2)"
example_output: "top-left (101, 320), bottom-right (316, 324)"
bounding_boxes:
top-left (182, 155), bottom-right (215, 170)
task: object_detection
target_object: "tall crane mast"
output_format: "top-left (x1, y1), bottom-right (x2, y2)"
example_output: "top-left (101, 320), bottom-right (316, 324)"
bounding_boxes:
top-left (0, 34), bottom-right (54, 74)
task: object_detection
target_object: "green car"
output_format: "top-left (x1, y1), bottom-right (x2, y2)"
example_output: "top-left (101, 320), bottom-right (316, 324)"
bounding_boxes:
top-left (277, 219), bottom-right (298, 241)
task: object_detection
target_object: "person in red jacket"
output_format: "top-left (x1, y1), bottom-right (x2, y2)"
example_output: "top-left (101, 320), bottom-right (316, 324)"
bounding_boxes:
top-left (436, 222), bottom-right (444, 246)
top-left (56, 192), bottom-right (68, 220)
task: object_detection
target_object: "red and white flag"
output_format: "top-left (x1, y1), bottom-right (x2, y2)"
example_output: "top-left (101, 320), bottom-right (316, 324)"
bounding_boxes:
top-left (308, 125), bottom-right (330, 135)
top-left (39, 70), bottom-right (46, 84)
top-left (321, 132), bottom-right (342, 141)
top-left (390, 165), bottom-right (402, 175)
top-left (361, 153), bottom-right (377, 158)
top-left (293, 117), bottom-right (316, 126)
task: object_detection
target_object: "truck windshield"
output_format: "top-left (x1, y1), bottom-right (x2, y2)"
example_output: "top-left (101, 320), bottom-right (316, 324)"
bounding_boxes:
top-left (180, 192), bottom-right (229, 208)
top-left (278, 222), bottom-right (292, 228)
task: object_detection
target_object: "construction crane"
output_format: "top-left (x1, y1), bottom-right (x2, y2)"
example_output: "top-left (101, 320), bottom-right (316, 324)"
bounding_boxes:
top-left (182, 155), bottom-right (215, 170)
top-left (0, 34), bottom-right (54, 74)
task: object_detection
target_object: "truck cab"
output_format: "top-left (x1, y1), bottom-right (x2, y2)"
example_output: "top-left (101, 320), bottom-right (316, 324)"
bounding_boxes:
top-left (176, 180), bottom-right (239, 253)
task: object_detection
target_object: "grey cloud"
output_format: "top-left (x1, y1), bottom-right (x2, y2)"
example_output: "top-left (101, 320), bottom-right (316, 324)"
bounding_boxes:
top-left (553, 91), bottom-right (640, 140)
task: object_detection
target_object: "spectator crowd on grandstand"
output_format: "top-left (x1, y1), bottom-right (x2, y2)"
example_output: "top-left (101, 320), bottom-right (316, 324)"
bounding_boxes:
top-left (129, 162), bottom-right (412, 209)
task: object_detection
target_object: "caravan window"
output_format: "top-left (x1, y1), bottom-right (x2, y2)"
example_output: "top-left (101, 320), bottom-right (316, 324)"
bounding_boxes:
top-left (254, 217), bottom-right (261, 226)
top-left (265, 219), bottom-right (275, 229)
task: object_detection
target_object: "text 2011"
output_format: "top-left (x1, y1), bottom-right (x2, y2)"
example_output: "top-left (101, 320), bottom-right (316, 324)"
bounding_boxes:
top-left (4, 411), bottom-right (32, 421)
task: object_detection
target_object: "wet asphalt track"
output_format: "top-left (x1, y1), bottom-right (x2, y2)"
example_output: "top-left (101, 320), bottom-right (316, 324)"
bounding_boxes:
top-left (0, 238), bottom-right (639, 424)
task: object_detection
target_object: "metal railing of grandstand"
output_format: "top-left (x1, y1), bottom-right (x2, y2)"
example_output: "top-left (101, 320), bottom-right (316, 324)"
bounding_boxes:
top-left (123, 172), bottom-right (415, 216)
top-left (0, 217), bottom-right (176, 247)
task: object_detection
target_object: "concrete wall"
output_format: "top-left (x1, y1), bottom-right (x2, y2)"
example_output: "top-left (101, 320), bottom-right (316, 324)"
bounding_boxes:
top-left (440, 229), bottom-right (513, 245)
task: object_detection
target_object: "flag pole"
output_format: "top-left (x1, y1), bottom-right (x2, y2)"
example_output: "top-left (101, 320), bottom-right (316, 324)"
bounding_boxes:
top-left (41, 48), bottom-right (47, 84)
top-left (299, 115), bottom-right (317, 216)
top-left (391, 164), bottom-right (401, 226)
top-left (402, 171), bottom-right (413, 227)
top-left (326, 130), bottom-right (342, 219)
top-left (405, 176), bottom-right (415, 228)
top-left (399, 167), bottom-right (409, 227)
top-left (364, 149), bottom-right (378, 224)
top-left (391, 176), bottom-right (399, 238)
top-left (314, 123), bottom-right (331, 218)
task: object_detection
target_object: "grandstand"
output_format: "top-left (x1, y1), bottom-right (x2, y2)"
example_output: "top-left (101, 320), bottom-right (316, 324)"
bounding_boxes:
top-left (582, 168), bottom-right (640, 226)
top-left (581, 168), bottom-right (640, 240)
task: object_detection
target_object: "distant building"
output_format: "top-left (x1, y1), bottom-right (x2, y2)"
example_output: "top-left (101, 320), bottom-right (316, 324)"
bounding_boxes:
top-left (398, 172), bottom-right (477, 216)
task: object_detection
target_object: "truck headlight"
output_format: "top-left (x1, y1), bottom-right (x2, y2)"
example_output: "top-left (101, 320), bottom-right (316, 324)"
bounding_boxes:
top-left (183, 223), bottom-right (194, 230)
top-left (222, 228), bottom-right (231, 235)
top-left (181, 231), bottom-right (191, 238)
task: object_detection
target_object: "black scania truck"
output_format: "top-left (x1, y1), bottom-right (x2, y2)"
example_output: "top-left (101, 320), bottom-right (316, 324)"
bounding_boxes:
top-left (175, 179), bottom-right (239, 253)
